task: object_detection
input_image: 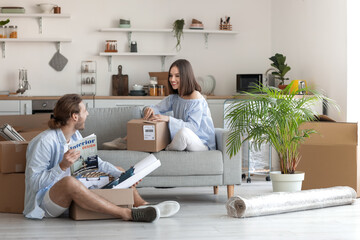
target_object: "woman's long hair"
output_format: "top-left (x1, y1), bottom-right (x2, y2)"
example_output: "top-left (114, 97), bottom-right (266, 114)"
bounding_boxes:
top-left (48, 94), bottom-right (82, 129)
top-left (167, 59), bottom-right (201, 96)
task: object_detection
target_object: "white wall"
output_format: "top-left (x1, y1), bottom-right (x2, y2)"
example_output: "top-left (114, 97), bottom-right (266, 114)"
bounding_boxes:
top-left (347, 0), bottom-right (360, 122)
top-left (271, 0), bottom-right (347, 121)
top-left (0, 0), bottom-right (271, 96)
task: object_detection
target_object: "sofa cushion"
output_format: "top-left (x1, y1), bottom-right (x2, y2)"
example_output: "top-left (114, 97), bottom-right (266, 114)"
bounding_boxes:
top-left (152, 150), bottom-right (223, 176)
top-left (99, 150), bottom-right (223, 176)
top-left (80, 106), bottom-right (142, 148)
top-left (98, 150), bottom-right (151, 169)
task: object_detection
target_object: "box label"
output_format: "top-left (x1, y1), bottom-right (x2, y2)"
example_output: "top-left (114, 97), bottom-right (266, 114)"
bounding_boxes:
top-left (143, 125), bottom-right (155, 140)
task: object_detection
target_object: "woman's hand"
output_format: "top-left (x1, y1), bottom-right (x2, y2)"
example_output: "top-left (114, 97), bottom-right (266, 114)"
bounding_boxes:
top-left (149, 114), bottom-right (169, 122)
top-left (143, 107), bottom-right (154, 120)
top-left (59, 149), bottom-right (80, 171)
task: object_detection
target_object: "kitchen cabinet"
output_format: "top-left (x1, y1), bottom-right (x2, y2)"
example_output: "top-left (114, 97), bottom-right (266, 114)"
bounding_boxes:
top-left (0, 100), bottom-right (31, 115)
top-left (99, 28), bottom-right (238, 71)
top-left (0, 13), bottom-right (71, 58)
top-left (20, 100), bottom-right (32, 115)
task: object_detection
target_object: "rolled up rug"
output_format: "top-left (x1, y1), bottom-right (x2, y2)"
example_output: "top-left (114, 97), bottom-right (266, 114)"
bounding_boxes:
top-left (226, 186), bottom-right (356, 218)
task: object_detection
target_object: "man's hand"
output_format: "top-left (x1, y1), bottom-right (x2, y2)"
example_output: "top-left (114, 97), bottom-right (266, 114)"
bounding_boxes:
top-left (143, 107), bottom-right (154, 120)
top-left (59, 149), bottom-right (80, 171)
top-left (132, 179), bottom-right (142, 188)
top-left (149, 114), bottom-right (169, 122)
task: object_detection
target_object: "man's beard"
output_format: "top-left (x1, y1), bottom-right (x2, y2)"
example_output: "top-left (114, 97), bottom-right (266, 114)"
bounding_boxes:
top-left (75, 120), bottom-right (85, 130)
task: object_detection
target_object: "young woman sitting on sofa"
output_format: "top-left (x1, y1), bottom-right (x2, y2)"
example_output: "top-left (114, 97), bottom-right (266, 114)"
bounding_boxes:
top-left (103, 59), bottom-right (216, 152)
top-left (142, 59), bottom-right (216, 152)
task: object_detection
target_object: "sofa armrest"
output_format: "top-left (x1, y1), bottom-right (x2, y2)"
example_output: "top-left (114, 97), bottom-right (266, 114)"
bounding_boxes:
top-left (215, 128), bottom-right (242, 185)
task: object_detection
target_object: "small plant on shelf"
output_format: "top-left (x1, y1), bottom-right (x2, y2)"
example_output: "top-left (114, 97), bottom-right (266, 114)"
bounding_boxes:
top-left (0, 19), bottom-right (10, 26)
top-left (172, 19), bottom-right (185, 51)
top-left (269, 53), bottom-right (291, 87)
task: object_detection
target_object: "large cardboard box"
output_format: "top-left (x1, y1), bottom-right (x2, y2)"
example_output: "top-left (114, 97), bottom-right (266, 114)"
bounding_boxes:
top-left (0, 114), bottom-right (50, 133)
top-left (0, 114), bottom-right (49, 173)
top-left (0, 141), bottom-right (29, 173)
top-left (127, 119), bottom-right (170, 152)
top-left (297, 122), bottom-right (359, 196)
top-left (69, 188), bottom-right (134, 220)
top-left (0, 173), bottom-right (25, 213)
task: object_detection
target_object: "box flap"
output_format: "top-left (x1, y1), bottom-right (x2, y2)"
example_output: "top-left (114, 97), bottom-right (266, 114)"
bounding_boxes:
top-left (0, 114), bottom-right (50, 132)
top-left (300, 122), bottom-right (358, 146)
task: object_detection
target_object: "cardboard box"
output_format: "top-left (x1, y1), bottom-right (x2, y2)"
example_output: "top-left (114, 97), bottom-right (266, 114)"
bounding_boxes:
top-left (127, 119), bottom-right (170, 152)
top-left (0, 114), bottom-right (48, 173)
top-left (0, 173), bottom-right (25, 213)
top-left (297, 122), bottom-right (359, 197)
top-left (69, 188), bottom-right (134, 220)
top-left (0, 141), bottom-right (29, 173)
top-left (0, 114), bottom-right (50, 133)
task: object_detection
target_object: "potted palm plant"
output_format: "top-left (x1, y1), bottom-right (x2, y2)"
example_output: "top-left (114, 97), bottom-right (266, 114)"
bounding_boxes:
top-left (269, 53), bottom-right (291, 89)
top-left (225, 84), bottom-right (335, 192)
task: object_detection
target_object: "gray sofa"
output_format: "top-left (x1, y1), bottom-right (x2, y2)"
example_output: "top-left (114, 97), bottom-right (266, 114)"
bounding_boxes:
top-left (80, 106), bottom-right (242, 198)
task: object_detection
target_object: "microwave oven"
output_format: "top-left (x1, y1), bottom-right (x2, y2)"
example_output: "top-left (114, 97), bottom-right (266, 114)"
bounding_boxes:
top-left (236, 74), bottom-right (262, 93)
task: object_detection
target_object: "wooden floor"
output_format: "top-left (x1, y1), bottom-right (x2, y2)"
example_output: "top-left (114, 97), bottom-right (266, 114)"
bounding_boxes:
top-left (1, 176), bottom-right (359, 240)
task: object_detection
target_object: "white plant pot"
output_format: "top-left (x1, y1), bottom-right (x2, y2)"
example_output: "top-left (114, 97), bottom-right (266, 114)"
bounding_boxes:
top-left (270, 171), bottom-right (305, 192)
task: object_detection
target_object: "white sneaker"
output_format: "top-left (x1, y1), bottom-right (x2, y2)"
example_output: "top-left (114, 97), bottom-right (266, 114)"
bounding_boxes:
top-left (153, 201), bottom-right (180, 218)
top-left (137, 201), bottom-right (180, 218)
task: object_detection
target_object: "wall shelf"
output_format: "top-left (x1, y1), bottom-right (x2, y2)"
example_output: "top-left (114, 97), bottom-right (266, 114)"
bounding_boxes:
top-left (99, 52), bottom-right (177, 72)
top-left (0, 13), bottom-right (71, 34)
top-left (0, 38), bottom-right (72, 58)
top-left (99, 28), bottom-right (238, 49)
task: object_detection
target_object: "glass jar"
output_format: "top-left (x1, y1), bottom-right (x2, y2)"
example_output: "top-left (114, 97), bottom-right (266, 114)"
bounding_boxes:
top-left (0, 26), bottom-right (7, 38)
top-left (149, 84), bottom-right (157, 96)
top-left (8, 25), bottom-right (17, 38)
top-left (105, 40), bottom-right (117, 52)
top-left (157, 85), bottom-right (165, 96)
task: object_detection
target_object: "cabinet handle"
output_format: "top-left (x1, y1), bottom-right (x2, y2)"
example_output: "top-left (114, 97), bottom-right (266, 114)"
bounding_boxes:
top-left (24, 103), bottom-right (27, 115)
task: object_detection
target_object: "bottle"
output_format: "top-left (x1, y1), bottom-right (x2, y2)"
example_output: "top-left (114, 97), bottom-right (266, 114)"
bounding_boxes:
top-left (0, 26), bottom-right (7, 38)
top-left (157, 85), bottom-right (165, 96)
top-left (149, 84), bottom-right (157, 96)
top-left (8, 25), bottom-right (17, 38)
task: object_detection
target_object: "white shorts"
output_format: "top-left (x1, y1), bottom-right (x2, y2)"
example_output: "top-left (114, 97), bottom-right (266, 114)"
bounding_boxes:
top-left (40, 190), bottom-right (68, 218)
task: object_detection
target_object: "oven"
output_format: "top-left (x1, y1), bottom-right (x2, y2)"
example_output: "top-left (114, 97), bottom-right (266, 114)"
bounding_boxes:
top-left (32, 99), bottom-right (58, 114)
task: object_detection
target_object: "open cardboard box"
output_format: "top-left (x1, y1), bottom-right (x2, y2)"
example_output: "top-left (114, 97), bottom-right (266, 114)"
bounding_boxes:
top-left (0, 114), bottom-right (50, 174)
top-left (297, 122), bottom-right (359, 197)
top-left (69, 188), bottom-right (134, 220)
top-left (127, 119), bottom-right (170, 152)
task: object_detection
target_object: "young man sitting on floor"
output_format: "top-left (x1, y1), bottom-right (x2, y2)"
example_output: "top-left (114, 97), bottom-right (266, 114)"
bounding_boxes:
top-left (23, 94), bottom-right (179, 222)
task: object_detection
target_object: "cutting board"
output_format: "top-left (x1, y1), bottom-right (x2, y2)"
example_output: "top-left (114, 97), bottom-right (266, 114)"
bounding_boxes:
top-left (112, 65), bottom-right (129, 96)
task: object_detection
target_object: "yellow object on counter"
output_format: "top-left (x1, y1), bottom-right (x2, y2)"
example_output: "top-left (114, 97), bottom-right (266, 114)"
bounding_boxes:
top-left (290, 80), bottom-right (307, 94)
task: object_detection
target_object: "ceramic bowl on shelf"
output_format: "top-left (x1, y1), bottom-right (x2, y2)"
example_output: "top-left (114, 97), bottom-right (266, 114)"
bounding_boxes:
top-left (132, 84), bottom-right (144, 91)
top-left (37, 3), bottom-right (56, 13)
top-left (197, 75), bottom-right (216, 95)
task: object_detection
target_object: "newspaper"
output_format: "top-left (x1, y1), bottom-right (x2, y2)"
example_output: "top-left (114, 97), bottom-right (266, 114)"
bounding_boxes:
top-left (69, 134), bottom-right (98, 176)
